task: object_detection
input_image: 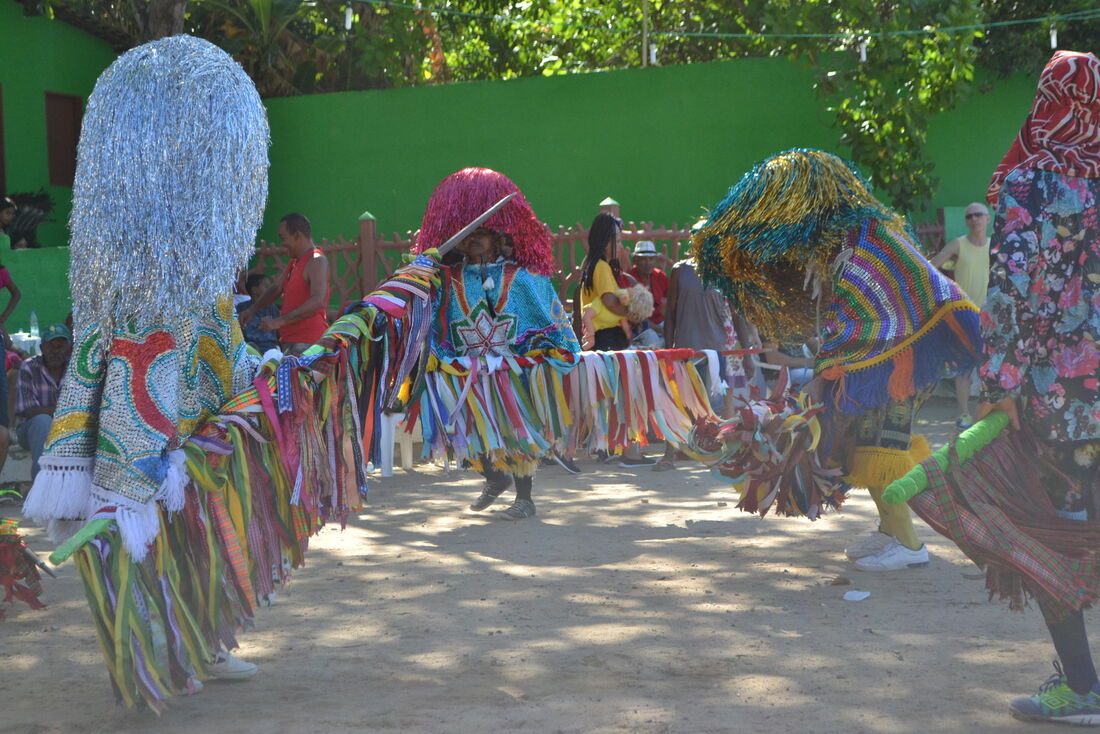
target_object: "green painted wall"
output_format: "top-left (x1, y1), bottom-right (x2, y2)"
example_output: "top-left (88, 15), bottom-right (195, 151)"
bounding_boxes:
top-left (0, 36), bottom-right (1043, 323)
top-left (0, 246), bottom-right (71, 331)
top-left (0, 1), bottom-right (116, 248)
top-left (262, 58), bottom-right (841, 243)
top-left (925, 70), bottom-right (1036, 241)
top-left (263, 58), bottom-right (1038, 250)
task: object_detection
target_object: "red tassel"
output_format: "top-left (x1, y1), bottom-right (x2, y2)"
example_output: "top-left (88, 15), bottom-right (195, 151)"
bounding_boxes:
top-left (888, 348), bottom-right (914, 403)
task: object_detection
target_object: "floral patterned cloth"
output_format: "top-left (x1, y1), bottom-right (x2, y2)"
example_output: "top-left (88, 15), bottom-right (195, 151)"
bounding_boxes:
top-left (980, 167), bottom-right (1100, 444)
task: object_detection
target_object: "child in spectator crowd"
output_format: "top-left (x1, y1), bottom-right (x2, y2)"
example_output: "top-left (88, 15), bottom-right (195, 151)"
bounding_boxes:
top-left (236, 273), bottom-right (280, 353)
top-left (580, 282), bottom-right (653, 350)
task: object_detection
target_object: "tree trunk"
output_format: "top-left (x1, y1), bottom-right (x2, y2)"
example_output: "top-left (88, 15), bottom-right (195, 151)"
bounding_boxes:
top-left (142, 0), bottom-right (187, 42)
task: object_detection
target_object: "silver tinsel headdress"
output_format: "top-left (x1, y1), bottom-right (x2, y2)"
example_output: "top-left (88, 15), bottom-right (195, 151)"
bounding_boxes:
top-left (69, 35), bottom-right (269, 327)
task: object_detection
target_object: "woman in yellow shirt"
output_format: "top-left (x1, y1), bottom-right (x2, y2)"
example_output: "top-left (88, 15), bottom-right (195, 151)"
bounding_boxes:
top-left (579, 213), bottom-right (631, 350)
top-left (575, 212), bottom-right (657, 468)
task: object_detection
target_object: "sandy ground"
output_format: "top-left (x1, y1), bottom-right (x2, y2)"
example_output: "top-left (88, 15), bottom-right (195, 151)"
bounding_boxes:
top-left (0, 396), bottom-right (1074, 734)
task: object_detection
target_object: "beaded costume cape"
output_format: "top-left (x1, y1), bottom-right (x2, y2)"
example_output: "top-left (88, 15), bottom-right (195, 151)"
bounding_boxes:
top-left (431, 261), bottom-right (577, 364)
top-left (815, 218), bottom-right (983, 415)
top-left (28, 302), bottom-right (253, 557)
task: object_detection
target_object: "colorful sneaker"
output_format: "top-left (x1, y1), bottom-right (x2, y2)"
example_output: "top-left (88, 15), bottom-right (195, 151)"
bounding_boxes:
top-left (844, 530), bottom-right (894, 560)
top-left (956, 414), bottom-right (974, 430)
top-left (1010, 665), bottom-right (1100, 725)
top-left (853, 538), bottom-right (929, 571)
top-left (498, 499), bottom-right (536, 520)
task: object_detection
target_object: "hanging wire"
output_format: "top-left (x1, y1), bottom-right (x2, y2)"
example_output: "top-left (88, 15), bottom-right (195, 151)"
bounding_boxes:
top-left (352, 1), bottom-right (1100, 42)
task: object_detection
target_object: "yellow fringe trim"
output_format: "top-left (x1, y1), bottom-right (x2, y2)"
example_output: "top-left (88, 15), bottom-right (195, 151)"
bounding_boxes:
top-left (845, 434), bottom-right (930, 491)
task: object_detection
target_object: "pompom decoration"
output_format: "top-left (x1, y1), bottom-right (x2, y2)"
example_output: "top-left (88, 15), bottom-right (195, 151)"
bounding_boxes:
top-left (623, 283), bottom-right (654, 323)
top-left (68, 34), bottom-right (269, 330)
top-left (415, 168), bottom-right (554, 276)
top-left (0, 518), bottom-right (46, 619)
top-left (689, 370), bottom-right (847, 520)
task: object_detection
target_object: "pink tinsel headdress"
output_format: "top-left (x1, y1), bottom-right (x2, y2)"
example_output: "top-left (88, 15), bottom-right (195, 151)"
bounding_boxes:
top-left (415, 167), bottom-right (554, 275)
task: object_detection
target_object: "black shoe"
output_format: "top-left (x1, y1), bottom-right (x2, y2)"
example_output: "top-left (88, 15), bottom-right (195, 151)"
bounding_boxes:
top-left (594, 450), bottom-right (618, 464)
top-left (551, 453), bottom-right (583, 474)
top-left (619, 456), bottom-right (657, 468)
top-left (470, 476), bottom-right (512, 511)
top-left (498, 499), bottom-right (536, 520)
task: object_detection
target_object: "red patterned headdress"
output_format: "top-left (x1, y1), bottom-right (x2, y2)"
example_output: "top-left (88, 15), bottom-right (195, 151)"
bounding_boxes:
top-left (415, 167), bottom-right (554, 275)
top-left (987, 51), bottom-right (1100, 205)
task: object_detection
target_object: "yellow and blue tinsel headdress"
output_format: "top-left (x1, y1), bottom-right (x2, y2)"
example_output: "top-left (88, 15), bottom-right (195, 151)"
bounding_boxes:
top-left (692, 149), bottom-right (982, 414)
top-left (691, 148), bottom-right (906, 341)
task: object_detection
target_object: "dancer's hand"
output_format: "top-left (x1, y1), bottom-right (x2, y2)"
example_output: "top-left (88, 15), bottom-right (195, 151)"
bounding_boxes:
top-left (801, 375), bottom-right (826, 406)
top-left (975, 396), bottom-right (1020, 430)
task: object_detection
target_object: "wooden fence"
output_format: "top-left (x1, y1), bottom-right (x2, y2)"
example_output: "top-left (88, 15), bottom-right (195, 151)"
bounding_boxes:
top-left (253, 201), bottom-right (946, 309)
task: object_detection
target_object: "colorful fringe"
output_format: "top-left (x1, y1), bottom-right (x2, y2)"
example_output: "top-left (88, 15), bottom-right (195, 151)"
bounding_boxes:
top-left (54, 246), bottom-right (734, 710)
top-left (689, 371), bottom-right (846, 520)
top-left (59, 252), bottom-right (439, 712)
top-left (0, 518), bottom-right (46, 619)
top-left (845, 435), bottom-right (931, 492)
top-left (410, 348), bottom-right (718, 474)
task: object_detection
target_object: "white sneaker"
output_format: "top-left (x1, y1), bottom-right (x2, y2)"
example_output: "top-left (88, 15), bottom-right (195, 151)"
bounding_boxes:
top-left (208, 651), bottom-right (258, 680)
top-left (854, 538), bottom-right (929, 571)
top-left (844, 530), bottom-right (894, 560)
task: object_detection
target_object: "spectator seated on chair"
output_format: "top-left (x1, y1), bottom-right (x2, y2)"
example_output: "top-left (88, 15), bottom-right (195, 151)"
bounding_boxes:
top-left (235, 272), bottom-right (280, 353)
top-left (14, 324), bottom-right (71, 480)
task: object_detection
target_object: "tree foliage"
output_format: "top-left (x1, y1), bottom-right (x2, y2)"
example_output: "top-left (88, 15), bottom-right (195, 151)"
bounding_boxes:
top-left (22, 0), bottom-right (1100, 212)
top-left (746, 0), bottom-right (984, 213)
top-left (975, 0), bottom-right (1100, 78)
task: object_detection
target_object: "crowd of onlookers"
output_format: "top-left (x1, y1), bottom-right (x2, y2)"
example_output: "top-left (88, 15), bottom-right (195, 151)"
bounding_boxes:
top-left (0, 198), bottom-right (71, 504)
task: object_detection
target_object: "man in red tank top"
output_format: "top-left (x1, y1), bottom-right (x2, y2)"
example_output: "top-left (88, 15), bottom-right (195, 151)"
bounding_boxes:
top-left (240, 213), bottom-right (330, 354)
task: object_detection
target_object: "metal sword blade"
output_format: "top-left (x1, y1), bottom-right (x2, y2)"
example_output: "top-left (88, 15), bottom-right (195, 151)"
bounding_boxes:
top-left (436, 192), bottom-right (517, 256)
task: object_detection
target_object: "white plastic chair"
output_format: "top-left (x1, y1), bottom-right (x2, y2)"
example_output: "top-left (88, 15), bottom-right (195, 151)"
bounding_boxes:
top-left (378, 412), bottom-right (419, 477)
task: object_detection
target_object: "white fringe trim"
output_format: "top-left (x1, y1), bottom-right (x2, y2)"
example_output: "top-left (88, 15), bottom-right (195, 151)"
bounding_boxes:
top-left (157, 449), bottom-right (188, 513)
top-left (83, 449), bottom-right (191, 562)
top-left (115, 500), bottom-right (161, 561)
top-left (22, 455), bottom-right (95, 523)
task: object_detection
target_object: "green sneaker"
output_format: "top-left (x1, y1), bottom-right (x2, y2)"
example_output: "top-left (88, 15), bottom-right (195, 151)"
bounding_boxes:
top-left (1010, 666), bottom-right (1100, 725)
top-left (0, 485), bottom-right (23, 507)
